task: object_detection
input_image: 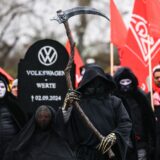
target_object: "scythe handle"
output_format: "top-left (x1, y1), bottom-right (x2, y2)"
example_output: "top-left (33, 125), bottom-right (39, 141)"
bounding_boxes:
top-left (63, 20), bottom-right (115, 159)
top-left (63, 20), bottom-right (103, 140)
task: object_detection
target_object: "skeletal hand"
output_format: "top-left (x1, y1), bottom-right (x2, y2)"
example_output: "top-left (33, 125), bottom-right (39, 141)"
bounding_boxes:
top-left (97, 133), bottom-right (116, 154)
top-left (63, 89), bottom-right (81, 110)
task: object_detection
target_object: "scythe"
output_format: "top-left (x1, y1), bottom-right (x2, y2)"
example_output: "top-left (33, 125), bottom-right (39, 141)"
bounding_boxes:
top-left (52, 6), bottom-right (115, 158)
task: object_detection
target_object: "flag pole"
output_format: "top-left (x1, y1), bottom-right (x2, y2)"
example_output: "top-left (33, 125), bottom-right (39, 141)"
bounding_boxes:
top-left (110, 43), bottom-right (114, 76)
top-left (148, 35), bottom-right (154, 111)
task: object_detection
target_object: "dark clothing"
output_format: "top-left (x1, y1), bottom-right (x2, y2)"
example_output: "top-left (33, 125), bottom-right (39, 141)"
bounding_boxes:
top-left (0, 104), bottom-right (19, 137)
top-left (126, 96), bottom-right (144, 143)
top-left (3, 107), bottom-right (75, 160)
top-left (68, 95), bottom-right (132, 160)
top-left (116, 91), bottom-right (155, 160)
top-left (147, 92), bottom-right (160, 160)
top-left (0, 93), bottom-right (27, 160)
top-left (67, 65), bottom-right (132, 160)
top-left (114, 67), bottom-right (156, 160)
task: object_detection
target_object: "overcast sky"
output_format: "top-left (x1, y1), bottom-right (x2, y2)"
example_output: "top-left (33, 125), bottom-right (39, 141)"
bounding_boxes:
top-left (0, 0), bottom-right (135, 57)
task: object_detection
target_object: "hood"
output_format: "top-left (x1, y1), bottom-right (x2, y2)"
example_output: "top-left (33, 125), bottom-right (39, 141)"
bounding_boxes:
top-left (35, 105), bottom-right (56, 124)
top-left (77, 64), bottom-right (116, 92)
top-left (0, 74), bottom-right (9, 101)
top-left (13, 105), bottom-right (58, 150)
top-left (113, 67), bottom-right (138, 88)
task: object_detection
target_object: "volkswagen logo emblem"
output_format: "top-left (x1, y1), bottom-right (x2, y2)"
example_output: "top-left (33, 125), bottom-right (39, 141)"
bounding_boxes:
top-left (38, 46), bottom-right (58, 66)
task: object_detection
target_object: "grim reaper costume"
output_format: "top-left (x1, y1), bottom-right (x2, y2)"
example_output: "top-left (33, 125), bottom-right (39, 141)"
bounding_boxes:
top-left (0, 74), bottom-right (27, 160)
top-left (63, 65), bottom-right (132, 160)
top-left (113, 67), bottom-right (156, 160)
top-left (3, 105), bottom-right (75, 160)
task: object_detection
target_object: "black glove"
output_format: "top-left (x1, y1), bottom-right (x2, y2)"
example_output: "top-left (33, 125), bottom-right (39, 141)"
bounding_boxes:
top-left (63, 89), bottom-right (81, 110)
top-left (97, 133), bottom-right (116, 154)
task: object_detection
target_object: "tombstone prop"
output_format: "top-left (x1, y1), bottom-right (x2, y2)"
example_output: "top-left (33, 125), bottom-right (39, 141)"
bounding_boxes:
top-left (18, 39), bottom-right (75, 116)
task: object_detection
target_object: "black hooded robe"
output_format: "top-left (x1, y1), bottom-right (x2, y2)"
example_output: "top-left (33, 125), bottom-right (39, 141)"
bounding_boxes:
top-left (66, 65), bottom-right (132, 160)
top-left (3, 107), bottom-right (75, 160)
top-left (113, 67), bottom-right (156, 160)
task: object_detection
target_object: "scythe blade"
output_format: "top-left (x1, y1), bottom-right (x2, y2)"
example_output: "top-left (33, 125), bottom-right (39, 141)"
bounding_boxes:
top-left (52, 6), bottom-right (110, 23)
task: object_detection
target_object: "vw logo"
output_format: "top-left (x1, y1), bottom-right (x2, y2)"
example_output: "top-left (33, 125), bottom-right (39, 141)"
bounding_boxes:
top-left (38, 46), bottom-right (58, 66)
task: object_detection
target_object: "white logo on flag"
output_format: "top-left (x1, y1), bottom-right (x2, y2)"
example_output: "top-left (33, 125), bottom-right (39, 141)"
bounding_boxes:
top-left (38, 46), bottom-right (58, 66)
top-left (128, 14), bottom-right (160, 66)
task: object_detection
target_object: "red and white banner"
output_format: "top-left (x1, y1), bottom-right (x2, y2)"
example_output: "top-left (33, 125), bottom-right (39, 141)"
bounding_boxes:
top-left (65, 41), bottom-right (84, 88)
top-left (120, 0), bottom-right (160, 92)
top-left (0, 67), bottom-right (13, 81)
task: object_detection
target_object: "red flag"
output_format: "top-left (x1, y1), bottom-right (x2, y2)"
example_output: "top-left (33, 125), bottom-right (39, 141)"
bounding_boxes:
top-left (120, 0), bottom-right (160, 92)
top-left (110, 0), bottom-right (127, 47)
top-left (146, 0), bottom-right (160, 38)
top-left (0, 67), bottom-right (13, 81)
top-left (65, 41), bottom-right (84, 88)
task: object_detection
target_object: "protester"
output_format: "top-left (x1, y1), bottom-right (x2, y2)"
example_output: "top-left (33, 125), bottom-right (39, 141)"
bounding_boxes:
top-left (62, 64), bottom-right (132, 160)
top-left (113, 67), bottom-right (156, 160)
top-left (151, 64), bottom-right (160, 160)
top-left (0, 74), bottom-right (27, 160)
top-left (3, 105), bottom-right (75, 160)
top-left (152, 64), bottom-right (160, 112)
top-left (11, 79), bottom-right (18, 97)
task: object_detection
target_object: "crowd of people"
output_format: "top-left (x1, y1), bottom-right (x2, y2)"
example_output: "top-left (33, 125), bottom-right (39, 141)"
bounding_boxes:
top-left (0, 63), bottom-right (160, 160)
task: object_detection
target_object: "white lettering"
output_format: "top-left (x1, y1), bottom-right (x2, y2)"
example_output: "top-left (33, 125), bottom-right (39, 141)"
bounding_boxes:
top-left (32, 95), bottom-right (61, 102)
top-left (26, 70), bottom-right (65, 76)
top-left (36, 83), bottom-right (56, 89)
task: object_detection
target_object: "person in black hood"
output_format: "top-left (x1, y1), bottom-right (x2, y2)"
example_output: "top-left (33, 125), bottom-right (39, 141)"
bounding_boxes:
top-left (113, 67), bottom-right (156, 160)
top-left (62, 65), bottom-right (132, 160)
top-left (0, 74), bottom-right (27, 160)
top-left (3, 105), bottom-right (75, 160)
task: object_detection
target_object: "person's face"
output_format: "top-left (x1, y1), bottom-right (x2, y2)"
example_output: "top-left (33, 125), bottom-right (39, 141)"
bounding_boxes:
top-left (154, 71), bottom-right (160, 88)
top-left (0, 81), bottom-right (6, 98)
top-left (119, 79), bottom-right (132, 86)
top-left (11, 85), bottom-right (18, 97)
top-left (119, 78), bottom-right (132, 93)
top-left (88, 77), bottom-right (106, 88)
top-left (36, 111), bottom-right (51, 130)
